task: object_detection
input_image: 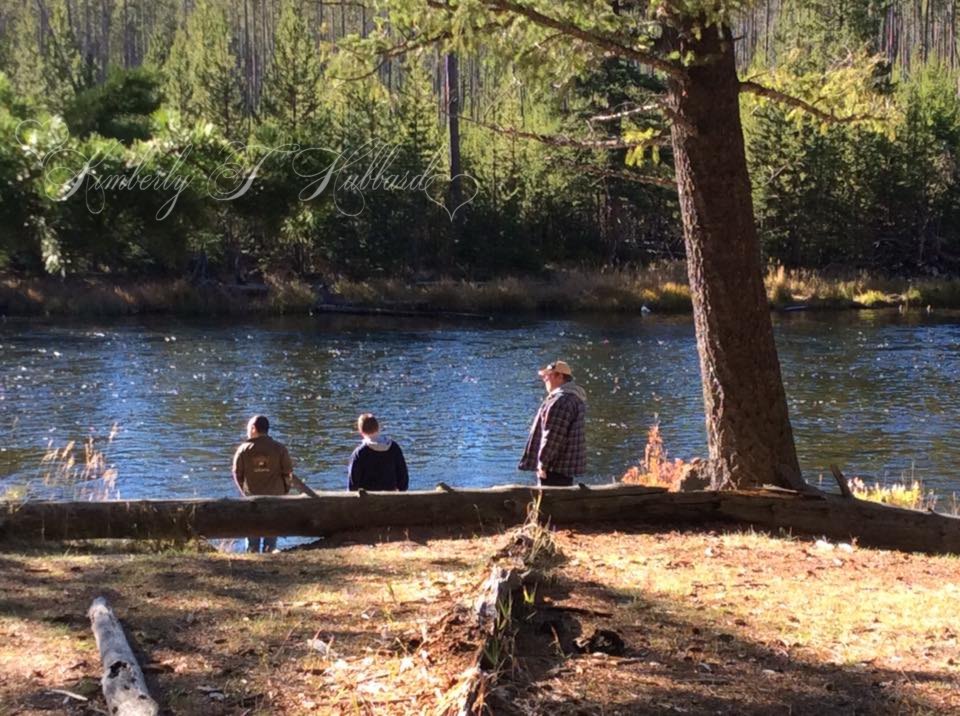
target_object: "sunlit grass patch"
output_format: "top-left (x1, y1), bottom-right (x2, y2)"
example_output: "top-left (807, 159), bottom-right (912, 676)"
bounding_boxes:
top-left (853, 289), bottom-right (897, 307)
top-left (848, 475), bottom-right (942, 511)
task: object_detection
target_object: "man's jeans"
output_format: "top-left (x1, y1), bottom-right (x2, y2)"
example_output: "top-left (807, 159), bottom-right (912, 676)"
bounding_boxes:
top-left (246, 537), bottom-right (278, 553)
top-left (539, 471), bottom-right (574, 487)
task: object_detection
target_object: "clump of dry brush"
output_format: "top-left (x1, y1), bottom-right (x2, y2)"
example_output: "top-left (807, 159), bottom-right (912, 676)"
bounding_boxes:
top-left (40, 423), bottom-right (120, 500)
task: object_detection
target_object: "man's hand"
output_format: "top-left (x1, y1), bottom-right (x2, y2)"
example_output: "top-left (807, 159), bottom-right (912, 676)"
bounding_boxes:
top-left (536, 464), bottom-right (547, 481)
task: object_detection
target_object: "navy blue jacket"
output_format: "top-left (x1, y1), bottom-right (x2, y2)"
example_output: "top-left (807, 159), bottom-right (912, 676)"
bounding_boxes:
top-left (348, 438), bottom-right (409, 491)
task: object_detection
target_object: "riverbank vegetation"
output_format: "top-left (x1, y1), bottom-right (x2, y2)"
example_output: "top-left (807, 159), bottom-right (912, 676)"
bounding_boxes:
top-left (6, 265), bottom-right (960, 316)
top-left (622, 424), bottom-right (956, 513)
top-left (3, 2), bottom-right (960, 289)
top-left (2, 525), bottom-right (959, 714)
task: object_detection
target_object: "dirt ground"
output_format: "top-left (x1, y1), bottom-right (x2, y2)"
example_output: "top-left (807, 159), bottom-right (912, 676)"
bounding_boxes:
top-left (491, 526), bottom-right (960, 715)
top-left (3, 524), bottom-right (960, 715)
top-left (0, 527), bottom-right (498, 715)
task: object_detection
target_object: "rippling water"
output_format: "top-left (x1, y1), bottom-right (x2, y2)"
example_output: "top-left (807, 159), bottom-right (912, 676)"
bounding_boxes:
top-left (2, 310), bottom-right (959, 500)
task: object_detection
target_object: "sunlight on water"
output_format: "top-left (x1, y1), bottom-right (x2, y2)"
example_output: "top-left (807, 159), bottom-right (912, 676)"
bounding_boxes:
top-left (1, 311), bottom-right (959, 499)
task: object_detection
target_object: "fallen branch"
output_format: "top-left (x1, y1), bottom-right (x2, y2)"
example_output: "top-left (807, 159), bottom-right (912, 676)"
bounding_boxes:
top-left (442, 521), bottom-right (540, 714)
top-left (46, 688), bottom-right (88, 703)
top-left (88, 596), bottom-right (159, 716)
top-left (830, 465), bottom-right (855, 499)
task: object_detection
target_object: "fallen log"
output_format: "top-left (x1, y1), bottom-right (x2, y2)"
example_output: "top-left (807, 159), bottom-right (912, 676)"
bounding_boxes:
top-left (88, 596), bottom-right (159, 716)
top-left (4, 485), bottom-right (960, 554)
top-left (0, 484), bottom-right (665, 542)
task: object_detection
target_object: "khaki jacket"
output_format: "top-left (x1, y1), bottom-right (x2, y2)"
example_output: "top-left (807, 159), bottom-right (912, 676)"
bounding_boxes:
top-left (232, 435), bottom-right (293, 496)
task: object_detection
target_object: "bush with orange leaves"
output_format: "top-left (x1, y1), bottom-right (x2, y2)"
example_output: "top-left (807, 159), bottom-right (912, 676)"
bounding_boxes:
top-left (621, 423), bottom-right (689, 491)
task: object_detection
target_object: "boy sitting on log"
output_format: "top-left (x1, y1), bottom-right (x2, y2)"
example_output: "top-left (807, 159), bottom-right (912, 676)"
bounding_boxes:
top-left (348, 413), bottom-right (409, 492)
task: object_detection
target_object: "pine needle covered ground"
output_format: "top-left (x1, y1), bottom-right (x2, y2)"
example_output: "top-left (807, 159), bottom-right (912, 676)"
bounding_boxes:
top-left (2, 525), bottom-right (960, 714)
top-left (493, 527), bottom-right (960, 715)
top-left (0, 528), bottom-right (499, 715)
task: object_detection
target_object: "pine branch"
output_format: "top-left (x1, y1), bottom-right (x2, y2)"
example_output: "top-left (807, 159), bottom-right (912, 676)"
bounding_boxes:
top-left (331, 30), bottom-right (454, 82)
top-left (739, 81), bottom-right (876, 123)
top-left (426, 0), bottom-right (684, 79)
top-left (453, 112), bottom-right (669, 150)
top-left (555, 156), bottom-right (676, 189)
top-left (333, 13), bottom-right (518, 82)
top-left (588, 102), bottom-right (662, 123)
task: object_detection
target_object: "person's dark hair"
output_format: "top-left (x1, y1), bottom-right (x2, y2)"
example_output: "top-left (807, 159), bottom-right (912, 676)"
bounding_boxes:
top-left (562, 375), bottom-right (573, 383)
top-left (358, 413), bottom-right (379, 435)
top-left (252, 415), bottom-right (270, 433)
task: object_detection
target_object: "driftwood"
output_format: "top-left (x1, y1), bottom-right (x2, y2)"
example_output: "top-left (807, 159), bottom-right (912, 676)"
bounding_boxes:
top-left (88, 596), bottom-right (159, 716)
top-left (4, 485), bottom-right (960, 554)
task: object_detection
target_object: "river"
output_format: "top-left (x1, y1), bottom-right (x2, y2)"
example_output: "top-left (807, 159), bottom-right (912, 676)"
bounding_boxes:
top-left (1, 310), bottom-right (959, 500)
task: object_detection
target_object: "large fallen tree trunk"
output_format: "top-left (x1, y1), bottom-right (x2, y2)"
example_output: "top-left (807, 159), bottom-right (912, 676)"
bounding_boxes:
top-left (3, 485), bottom-right (960, 554)
top-left (88, 596), bottom-right (159, 716)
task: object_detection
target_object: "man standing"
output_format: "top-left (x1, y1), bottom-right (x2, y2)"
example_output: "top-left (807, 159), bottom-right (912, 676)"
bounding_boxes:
top-left (232, 415), bottom-right (293, 553)
top-left (519, 360), bottom-right (587, 487)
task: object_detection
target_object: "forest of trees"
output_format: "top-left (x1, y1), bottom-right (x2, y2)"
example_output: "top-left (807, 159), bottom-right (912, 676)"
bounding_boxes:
top-left (2, 0), bottom-right (960, 280)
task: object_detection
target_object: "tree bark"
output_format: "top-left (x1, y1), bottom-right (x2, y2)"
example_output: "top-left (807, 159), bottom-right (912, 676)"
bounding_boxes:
top-left (445, 50), bottom-right (463, 261)
top-left (6, 486), bottom-right (960, 554)
top-left (88, 596), bottom-right (159, 716)
top-left (665, 19), bottom-right (805, 491)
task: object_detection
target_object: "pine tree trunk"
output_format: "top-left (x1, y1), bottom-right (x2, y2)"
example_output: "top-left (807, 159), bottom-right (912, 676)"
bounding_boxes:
top-left (665, 21), bottom-right (805, 491)
top-left (445, 51), bottom-right (462, 265)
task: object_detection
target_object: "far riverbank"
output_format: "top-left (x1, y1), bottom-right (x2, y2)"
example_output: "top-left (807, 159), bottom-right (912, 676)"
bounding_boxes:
top-left (4, 264), bottom-right (960, 317)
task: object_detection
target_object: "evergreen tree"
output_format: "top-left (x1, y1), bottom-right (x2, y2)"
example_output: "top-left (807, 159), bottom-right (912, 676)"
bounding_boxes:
top-left (6, 4), bottom-right (43, 102)
top-left (164, 0), bottom-right (244, 137)
top-left (191, 0), bottom-right (244, 139)
top-left (40, 0), bottom-right (85, 111)
top-left (6, 0), bottom-right (85, 111)
top-left (162, 19), bottom-right (194, 120)
top-left (262, 0), bottom-right (325, 131)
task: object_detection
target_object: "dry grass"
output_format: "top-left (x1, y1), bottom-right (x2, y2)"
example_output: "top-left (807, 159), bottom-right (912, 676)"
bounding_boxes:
top-left (848, 476), bottom-right (943, 512)
top-left (0, 277), bottom-right (243, 316)
top-left (492, 527), bottom-right (960, 715)
top-left (37, 425), bottom-right (120, 501)
top-left (0, 527), bottom-right (500, 715)
top-left (621, 423), bottom-right (691, 491)
top-left (333, 264), bottom-right (694, 314)
top-left (764, 264), bottom-right (960, 310)
top-left (5, 265), bottom-right (960, 316)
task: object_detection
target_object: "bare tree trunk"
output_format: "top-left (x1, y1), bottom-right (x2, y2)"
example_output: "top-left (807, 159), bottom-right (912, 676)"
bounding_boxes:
top-left (665, 19), bottom-right (805, 491)
top-left (445, 51), bottom-right (463, 266)
top-left (445, 51), bottom-right (462, 212)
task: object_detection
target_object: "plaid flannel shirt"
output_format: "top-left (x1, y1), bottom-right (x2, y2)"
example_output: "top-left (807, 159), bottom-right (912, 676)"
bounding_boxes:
top-left (519, 385), bottom-right (587, 477)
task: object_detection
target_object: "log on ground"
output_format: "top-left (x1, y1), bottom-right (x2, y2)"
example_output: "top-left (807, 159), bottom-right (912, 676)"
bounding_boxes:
top-left (88, 596), bottom-right (159, 716)
top-left (3, 485), bottom-right (960, 554)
